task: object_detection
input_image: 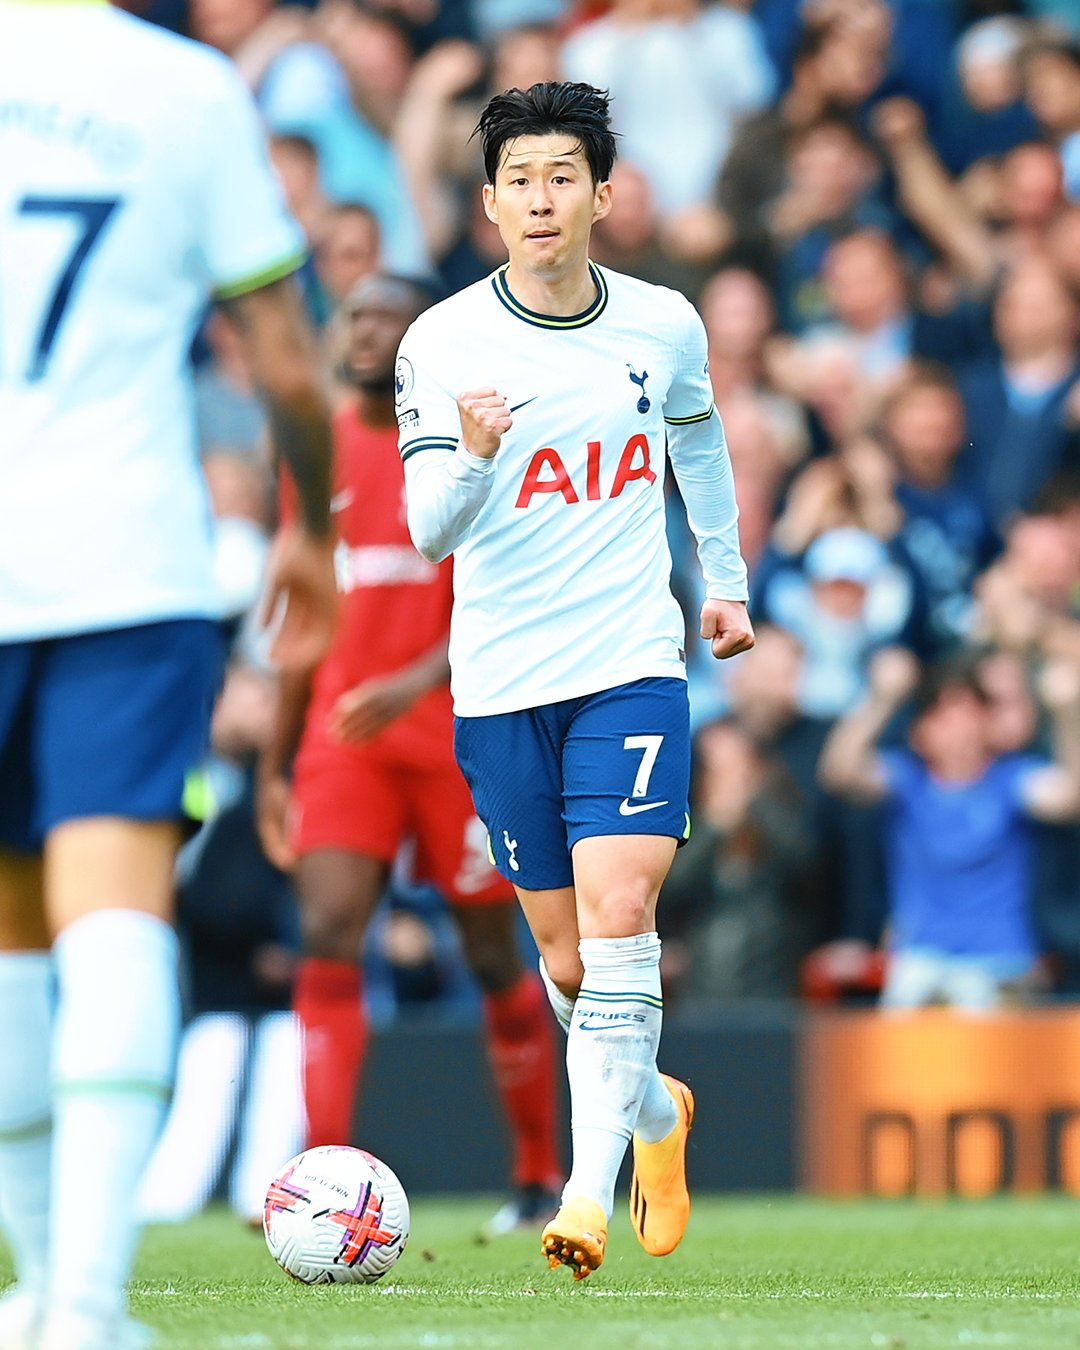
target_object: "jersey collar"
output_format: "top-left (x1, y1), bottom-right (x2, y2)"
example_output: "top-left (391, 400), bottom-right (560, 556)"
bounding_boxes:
top-left (492, 261), bottom-right (608, 330)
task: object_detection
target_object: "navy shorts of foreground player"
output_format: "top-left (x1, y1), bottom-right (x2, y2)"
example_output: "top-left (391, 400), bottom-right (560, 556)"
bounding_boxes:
top-left (0, 619), bottom-right (222, 852)
top-left (454, 677), bottom-right (691, 891)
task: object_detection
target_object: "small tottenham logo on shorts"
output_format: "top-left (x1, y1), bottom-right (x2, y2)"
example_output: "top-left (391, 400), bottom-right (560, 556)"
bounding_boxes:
top-left (503, 830), bottom-right (520, 872)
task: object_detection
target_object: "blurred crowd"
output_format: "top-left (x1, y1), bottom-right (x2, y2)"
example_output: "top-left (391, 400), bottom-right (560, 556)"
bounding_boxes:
top-left (135, 0), bottom-right (1080, 1014)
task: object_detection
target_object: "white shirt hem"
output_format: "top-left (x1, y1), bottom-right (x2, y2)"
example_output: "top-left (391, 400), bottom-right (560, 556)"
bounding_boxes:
top-left (451, 657), bottom-right (687, 719)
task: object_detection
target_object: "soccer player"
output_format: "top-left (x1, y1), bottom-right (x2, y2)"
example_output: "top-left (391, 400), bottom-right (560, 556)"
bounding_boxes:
top-left (0, 6), bottom-right (337, 1349)
top-left (257, 274), bottom-right (563, 1231)
top-left (396, 82), bottom-right (754, 1279)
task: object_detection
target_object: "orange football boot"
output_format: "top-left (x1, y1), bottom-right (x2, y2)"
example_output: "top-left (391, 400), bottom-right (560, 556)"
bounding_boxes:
top-left (629, 1074), bottom-right (694, 1256)
top-left (541, 1196), bottom-right (608, 1281)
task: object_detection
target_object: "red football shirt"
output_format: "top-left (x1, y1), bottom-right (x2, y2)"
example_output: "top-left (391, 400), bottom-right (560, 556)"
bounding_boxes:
top-left (283, 405), bottom-right (454, 759)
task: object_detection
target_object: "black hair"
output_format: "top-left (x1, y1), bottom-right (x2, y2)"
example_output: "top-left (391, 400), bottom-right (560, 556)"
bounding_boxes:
top-left (474, 82), bottom-right (617, 186)
top-left (330, 201), bottom-right (379, 225)
top-left (788, 107), bottom-right (877, 156)
top-left (1021, 36), bottom-right (1080, 75)
top-left (792, 20), bottom-right (836, 67)
top-left (912, 656), bottom-right (990, 720)
top-left (344, 272), bottom-right (439, 320)
top-left (270, 132), bottom-right (319, 162)
top-left (881, 358), bottom-right (962, 420)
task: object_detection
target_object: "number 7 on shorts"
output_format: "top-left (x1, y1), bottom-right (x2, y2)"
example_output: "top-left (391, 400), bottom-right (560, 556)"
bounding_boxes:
top-left (623, 735), bottom-right (664, 799)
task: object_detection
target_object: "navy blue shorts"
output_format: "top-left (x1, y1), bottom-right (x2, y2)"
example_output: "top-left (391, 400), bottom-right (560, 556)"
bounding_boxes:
top-left (454, 677), bottom-right (691, 891)
top-left (0, 619), bottom-right (223, 852)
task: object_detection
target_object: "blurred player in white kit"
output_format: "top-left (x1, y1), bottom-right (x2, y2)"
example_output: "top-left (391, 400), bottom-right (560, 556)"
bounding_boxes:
top-left (0, 3), bottom-right (337, 1346)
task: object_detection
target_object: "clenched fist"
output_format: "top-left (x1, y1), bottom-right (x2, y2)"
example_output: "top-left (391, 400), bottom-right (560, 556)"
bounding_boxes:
top-left (701, 599), bottom-right (755, 660)
top-left (457, 387), bottom-right (512, 459)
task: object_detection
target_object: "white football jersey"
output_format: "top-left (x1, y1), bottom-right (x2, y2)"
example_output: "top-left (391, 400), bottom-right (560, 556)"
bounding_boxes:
top-left (397, 263), bottom-right (748, 717)
top-left (0, 0), bottom-right (305, 641)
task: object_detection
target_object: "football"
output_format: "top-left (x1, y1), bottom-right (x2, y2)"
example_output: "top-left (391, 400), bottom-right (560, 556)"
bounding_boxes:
top-left (263, 1145), bottom-right (410, 1285)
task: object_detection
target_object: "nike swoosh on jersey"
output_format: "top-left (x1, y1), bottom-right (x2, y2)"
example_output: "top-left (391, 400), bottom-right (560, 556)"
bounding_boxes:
top-left (509, 396), bottom-right (538, 413)
top-left (618, 799), bottom-right (670, 816)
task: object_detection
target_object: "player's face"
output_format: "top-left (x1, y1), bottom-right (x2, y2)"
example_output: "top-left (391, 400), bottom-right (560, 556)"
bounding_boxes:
top-left (483, 135), bottom-right (612, 277)
top-left (344, 282), bottom-right (415, 391)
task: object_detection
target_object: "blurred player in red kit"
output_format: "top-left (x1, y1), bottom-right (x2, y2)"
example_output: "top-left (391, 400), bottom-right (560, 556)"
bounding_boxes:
top-left (258, 274), bottom-right (562, 1231)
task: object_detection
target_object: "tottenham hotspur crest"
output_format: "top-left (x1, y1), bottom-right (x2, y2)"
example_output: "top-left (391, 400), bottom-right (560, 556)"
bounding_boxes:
top-left (627, 363), bottom-right (650, 414)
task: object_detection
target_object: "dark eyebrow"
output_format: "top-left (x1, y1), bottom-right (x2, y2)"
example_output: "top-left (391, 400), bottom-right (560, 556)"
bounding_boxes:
top-left (503, 158), bottom-right (581, 172)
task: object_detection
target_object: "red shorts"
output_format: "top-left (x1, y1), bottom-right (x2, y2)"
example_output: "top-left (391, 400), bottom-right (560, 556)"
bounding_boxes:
top-left (289, 741), bottom-right (511, 906)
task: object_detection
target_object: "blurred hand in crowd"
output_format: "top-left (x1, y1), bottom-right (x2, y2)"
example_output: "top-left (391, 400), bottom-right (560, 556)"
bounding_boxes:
top-left (867, 645), bottom-right (920, 709)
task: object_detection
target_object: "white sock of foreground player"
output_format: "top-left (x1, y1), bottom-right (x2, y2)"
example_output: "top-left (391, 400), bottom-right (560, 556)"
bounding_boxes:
top-left (540, 953), bottom-right (677, 1149)
top-left (50, 910), bottom-right (179, 1320)
top-left (0, 952), bottom-right (53, 1297)
top-left (562, 933), bottom-right (676, 1217)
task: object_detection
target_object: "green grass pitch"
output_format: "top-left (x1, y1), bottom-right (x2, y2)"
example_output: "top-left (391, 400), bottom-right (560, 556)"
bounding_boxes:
top-left (6, 1196), bottom-right (1080, 1348)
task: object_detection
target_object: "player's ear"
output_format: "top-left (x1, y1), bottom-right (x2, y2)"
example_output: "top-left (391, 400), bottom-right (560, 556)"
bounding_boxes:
top-left (592, 179), bottom-right (613, 226)
top-left (482, 182), bottom-right (498, 225)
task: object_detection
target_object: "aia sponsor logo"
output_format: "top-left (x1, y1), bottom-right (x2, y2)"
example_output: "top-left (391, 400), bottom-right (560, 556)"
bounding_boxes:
top-left (515, 434), bottom-right (656, 509)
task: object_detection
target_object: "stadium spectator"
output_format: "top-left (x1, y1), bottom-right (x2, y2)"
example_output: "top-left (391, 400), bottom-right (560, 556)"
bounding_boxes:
top-left (756, 524), bottom-right (912, 718)
top-left (561, 0), bottom-right (776, 228)
top-left (975, 508), bottom-right (1080, 663)
top-left (659, 718), bottom-right (817, 999)
top-left (768, 117), bottom-right (895, 333)
top-left (878, 362), bottom-right (1001, 652)
top-left (271, 132), bottom-right (329, 238)
top-left (819, 647), bottom-right (1080, 1010)
top-left (257, 4), bottom-right (429, 273)
top-left (708, 391), bottom-right (807, 575)
top-left (194, 309), bottom-right (270, 464)
top-left (718, 18), bottom-right (888, 262)
top-left (188, 0), bottom-right (279, 60)
top-left (937, 16), bottom-right (1040, 175)
top-left (1021, 36), bottom-right (1080, 147)
top-left (591, 162), bottom-right (715, 295)
top-left (724, 623), bottom-right (884, 948)
top-left (807, 230), bottom-right (915, 383)
top-left (269, 132), bottom-right (335, 323)
top-left (315, 202), bottom-right (383, 310)
top-left (701, 268), bottom-right (774, 402)
top-left (875, 97), bottom-right (1067, 291)
top-left (955, 256), bottom-right (1080, 526)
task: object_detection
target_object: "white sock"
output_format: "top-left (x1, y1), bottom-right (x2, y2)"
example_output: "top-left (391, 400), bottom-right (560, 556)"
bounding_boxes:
top-left (0, 953), bottom-right (52, 1295)
top-left (138, 1013), bottom-right (248, 1223)
top-left (539, 952), bottom-right (676, 1146)
top-left (563, 933), bottom-right (669, 1217)
top-left (50, 910), bottom-right (179, 1320)
top-left (229, 1012), bottom-right (305, 1221)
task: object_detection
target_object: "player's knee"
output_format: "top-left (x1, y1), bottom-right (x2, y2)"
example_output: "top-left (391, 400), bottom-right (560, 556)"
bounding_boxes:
top-left (298, 895), bottom-right (367, 962)
top-left (584, 889), bottom-right (655, 941)
top-left (542, 950), bottom-right (584, 999)
top-left (457, 924), bottom-right (522, 994)
top-left (468, 948), bottom-right (520, 994)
